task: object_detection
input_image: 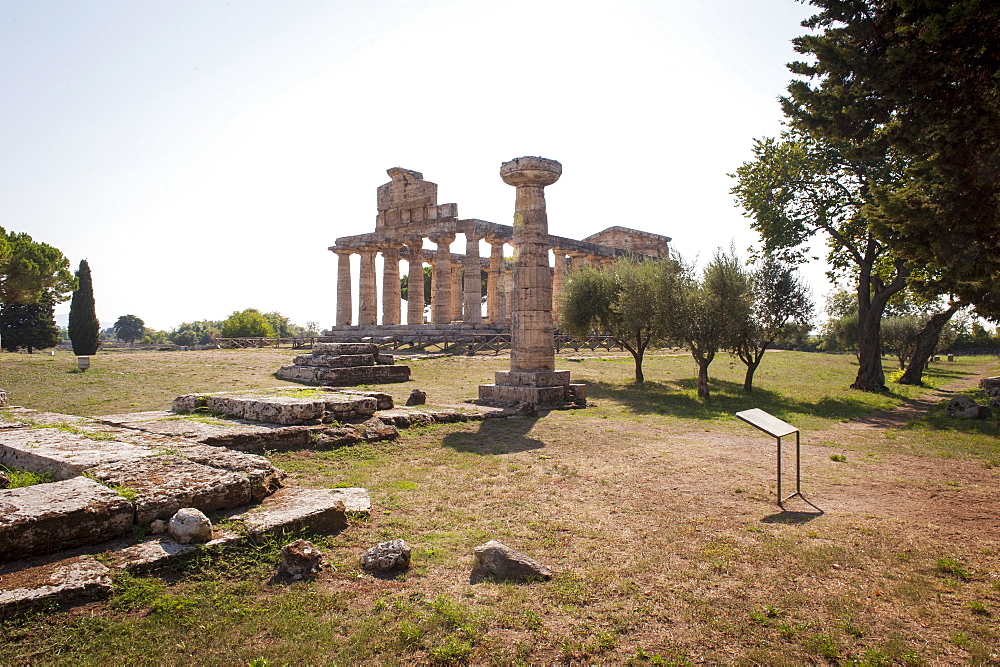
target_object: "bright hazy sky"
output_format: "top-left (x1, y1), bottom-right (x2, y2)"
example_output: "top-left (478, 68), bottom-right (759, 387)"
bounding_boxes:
top-left (2, 0), bottom-right (823, 331)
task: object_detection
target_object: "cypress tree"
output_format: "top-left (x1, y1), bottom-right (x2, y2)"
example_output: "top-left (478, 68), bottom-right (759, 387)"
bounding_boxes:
top-left (68, 259), bottom-right (100, 355)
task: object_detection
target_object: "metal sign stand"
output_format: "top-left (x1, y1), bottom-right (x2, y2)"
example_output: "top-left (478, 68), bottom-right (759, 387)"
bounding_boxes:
top-left (736, 408), bottom-right (802, 507)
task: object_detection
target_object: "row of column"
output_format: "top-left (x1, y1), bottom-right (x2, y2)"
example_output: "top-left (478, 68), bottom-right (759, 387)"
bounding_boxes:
top-left (334, 240), bottom-right (615, 327)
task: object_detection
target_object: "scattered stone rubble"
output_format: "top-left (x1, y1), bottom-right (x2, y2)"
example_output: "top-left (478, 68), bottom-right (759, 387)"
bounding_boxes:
top-left (167, 507), bottom-right (213, 544)
top-left (470, 540), bottom-right (553, 583)
top-left (945, 395), bottom-right (992, 419)
top-left (277, 342), bottom-right (410, 386)
top-left (276, 539), bottom-right (324, 581)
top-left (361, 539), bottom-right (411, 572)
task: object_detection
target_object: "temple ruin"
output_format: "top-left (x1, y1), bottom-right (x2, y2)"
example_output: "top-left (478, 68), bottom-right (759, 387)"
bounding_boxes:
top-left (328, 166), bottom-right (671, 333)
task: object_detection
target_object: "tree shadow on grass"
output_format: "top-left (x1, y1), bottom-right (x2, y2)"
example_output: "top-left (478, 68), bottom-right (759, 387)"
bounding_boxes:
top-left (440, 415), bottom-right (545, 455)
top-left (585, 377), bottom-right (907, 424)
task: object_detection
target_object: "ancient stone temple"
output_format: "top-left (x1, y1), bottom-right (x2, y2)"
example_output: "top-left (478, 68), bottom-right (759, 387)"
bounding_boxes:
top-left (328, 166), bottom-right (671, 333)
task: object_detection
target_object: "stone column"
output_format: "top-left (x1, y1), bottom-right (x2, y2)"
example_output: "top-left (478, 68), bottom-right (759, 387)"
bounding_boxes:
top-left (335, 249), bottom-right (353, 327)
top-left (381, 247), bottom-right (401, 326)
top-left (503, 265), bottom-right (513, 327)
top-left (567, 251), bottom-right (586, 274)
top-left (551, 248), bottom-right (568, 324)
top-left (504, 157), bottom-right (561, 372)
top-left (404, 238), bottom-right (425, 326)
top-left (357, 246), bottom-right (378, 326)
top-left (431, 233), bottom-right (456, 324)
top-left (486, 237), bottom-right (505, 324)
top-left (463, 233), bottom-right (483, 324)
top-left (450, 264), bottom-right (463, 322)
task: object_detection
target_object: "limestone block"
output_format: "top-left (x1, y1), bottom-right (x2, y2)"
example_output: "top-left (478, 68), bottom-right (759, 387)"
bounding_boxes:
top-left (237, 487), bottom-right (348, 538)
top-left (376, 354), bottom-right (395, 365)
top-left (314, 365), bottom-right (411, 386)
top-left (241, 397), bottom-right (326, 425)
top-left (428, 410), bottom-right (467, 423)
top-left (495, 370), bottom-right (571, 387)
top-left (0, 555), bottom-right (111, 618)
top-left (171, 394), bottom-right (208, 412)
top-left (0, 429), bottom-right (157, 480)
top-left (96, 412), bottom-right (313, 453)
top-left (478, 384), bottom-right (567, 408)
top-left (314, 428), bottom-right (362, 448)
top-left (293, 354), bottom-right (376, 368)
top-left (276, 365), bottom-right (318, 383)
top-left (0, 477), bottom-right (134, 561)
top-left (321, 395), bottom-right (378, 417)
top-left (377, 411), bottom-right (412, 428)
top-left (88, 456), bottom-right (253, 524)
top-left (205, 395), bottom-right (255, 419)
top-left (157, 442), bottom-right (285, 501)
top-left (312, 342), bottom-right (379, 356)
top-left (338, 390), bottom-right (394, 410)
top-left (108, 530), bottom-right (240, 572)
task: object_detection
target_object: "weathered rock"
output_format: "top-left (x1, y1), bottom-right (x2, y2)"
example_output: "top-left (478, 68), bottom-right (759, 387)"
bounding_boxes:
top-left (167, 507), bottom-right (213, 544)
top-left (471, 540), bottom-right (552, 582)
top-left (314, 365), bottom-right (411, 386)
top-left (107, 530), bottom-right (240, 571)
top-left (429, 410), bottom-right (467, 423)
top-left (158, 442), bottom-right (285, 501)
top-left (982, 377), bottom-right (1000, 397)
top-left (406, 389), bottom-right (426, 406)
top-left (356, 417), bottom-right (399, 442)
top-left (0, 428), bottom-right (157, 480)
top-left (149, 519), bottom-right (167, 535)
top-left (0, 477), bottom-right (134, 561)
top-left (88, 456), bottom-right (253, 523)
top-left (978, 405), bottom-right (993, 420)
top-left (339, 390), bottom-right (394, 410)
top-left (946, 396), bottom-right (983, 419)
top-left (377, 411), bottom-right (411, 428)
top-left (312, 342), bottom-right (380, 356)
top-left (375, 354), bottom-right (395, 365)
top-left (361, 539), bottom-right (411, 572)
top-left (293, 354), bottom-right (376, 368)
top-left (277, 539), bottom-right (323, 580)
top-left (171, 394), bottom-right (208, 412)
top-left (206, 395), bottom-right (326, 425)
top-left (0, 555), bottom-right (111, 619)
top-left (0, 388), bottom-right (7, 408)
top-left (237, 487), bottom-right (350, 538)
top-left (0, 470), bottom-right (8, 489)
top-left (315, 427), bottom-right (363, 448)
top-left (405, 411), bottom-right (434, 427)
top-left (96, 410), bottom-right (314, 453)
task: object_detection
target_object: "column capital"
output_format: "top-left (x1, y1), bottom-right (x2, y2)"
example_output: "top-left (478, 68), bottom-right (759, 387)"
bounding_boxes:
top-left (430, 232), bottom-right (456, 246)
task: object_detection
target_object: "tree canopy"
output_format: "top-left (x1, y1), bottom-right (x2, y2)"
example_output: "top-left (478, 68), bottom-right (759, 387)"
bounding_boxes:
top-left (732, 130), bottom-right (909, 392)
top-left (734, 255), bottom-right (814, 392)
top-left (783, 0), bottom-right (1000, 320)
top-left (113, 314), bottom-right (145, 346)
top-left (559, 256), bottom-right (679, 383)
top-left (220, 309), bottom-right (276, 338)
top-left (0, 227), bottom-right (75, 316)
top-left (0, 289), bottom-right (59, 353)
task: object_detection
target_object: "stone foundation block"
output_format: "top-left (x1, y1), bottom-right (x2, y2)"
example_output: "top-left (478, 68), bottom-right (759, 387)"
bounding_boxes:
top-left (495, 370), bottom-right (571, 387)
top-left (0, 555), bottom-right (112, 618)
top-left (276, 365), bottom-right (318, 383)
top-left (293, 354), bottom-right (376, 368)
top-left (375, 354), bottom-right (395, 365)
top-left (312, 342), bottom-right (379, 356)
top-left (88, 456), bottom-right (254, 524)
top-left (478, 384), bottom-right (569, 408)
top-left (0, 429), bottom-right (157, 480)
top-left (236, 487), bottom-right (350, 538)
top-left (338, 390), bottom-right (394, 410)
top-left (314, 365), bottom-right (410, 385)
top-left (0, 477), bottom-right (134, 561)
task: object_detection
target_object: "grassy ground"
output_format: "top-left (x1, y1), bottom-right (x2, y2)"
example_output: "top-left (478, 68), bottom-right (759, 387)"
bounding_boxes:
top-left (1, 349), bottom-right (999, 664)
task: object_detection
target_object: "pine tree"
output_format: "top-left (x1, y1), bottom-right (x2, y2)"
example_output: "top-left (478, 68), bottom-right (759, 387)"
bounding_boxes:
top-left (68, 259), bottom-right (100, 355)
top-left (0, 290), bottom-right (60, 353)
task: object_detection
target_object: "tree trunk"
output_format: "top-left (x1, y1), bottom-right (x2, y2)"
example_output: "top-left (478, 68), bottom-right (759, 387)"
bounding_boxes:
top-left (743, 361), bottom-right (760, 393)
top-left (899, 304), bottom-right (960, 385)
top-left (631, 348), bottom-right (645, 384)
top-left (695, 351), bottom-right (715, 398)
top-left (852, 314), bottom-right (886, 391)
